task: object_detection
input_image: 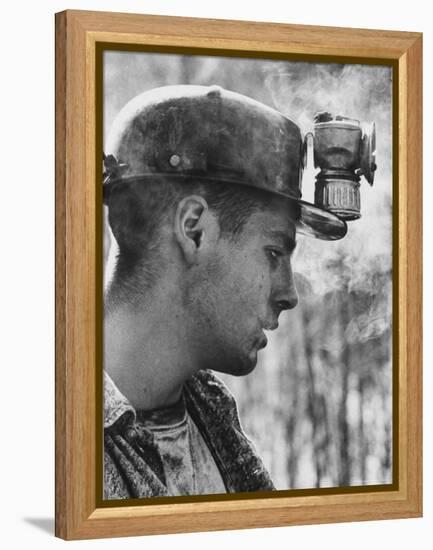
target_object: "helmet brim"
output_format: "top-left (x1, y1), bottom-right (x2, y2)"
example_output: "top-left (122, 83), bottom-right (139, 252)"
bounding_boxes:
top-left (104, 173), bottom-right (348, 241)
top-left (249, 185), bottom-right (348, 240)
top-left (294, 198), bottom-right (347, 241)
top-left (230, 184), bottom-right (348, 241)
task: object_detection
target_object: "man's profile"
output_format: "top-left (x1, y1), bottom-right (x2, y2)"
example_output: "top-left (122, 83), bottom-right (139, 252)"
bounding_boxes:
top-left (102, 85), bottom-right (347, 499)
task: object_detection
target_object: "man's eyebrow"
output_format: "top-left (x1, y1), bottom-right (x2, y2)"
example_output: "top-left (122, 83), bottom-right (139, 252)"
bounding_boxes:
top-left (265, 229), bottom-right (297, 253)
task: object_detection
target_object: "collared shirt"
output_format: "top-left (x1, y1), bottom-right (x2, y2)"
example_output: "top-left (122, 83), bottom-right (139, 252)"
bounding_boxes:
top-left (103, 369), bottom-right (275, 499)
top-left (104, 372), bottom-right (226, 496)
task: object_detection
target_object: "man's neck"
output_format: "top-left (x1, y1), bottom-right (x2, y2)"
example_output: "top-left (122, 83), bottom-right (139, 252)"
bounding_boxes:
top-left (104, 294), bottom-right (197, 411)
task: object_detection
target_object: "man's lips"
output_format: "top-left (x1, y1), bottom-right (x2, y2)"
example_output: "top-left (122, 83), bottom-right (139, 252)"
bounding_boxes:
top-left (254, 321), bottom-right (279, 351)
top-left (256, 332), bottom-right (268, 350)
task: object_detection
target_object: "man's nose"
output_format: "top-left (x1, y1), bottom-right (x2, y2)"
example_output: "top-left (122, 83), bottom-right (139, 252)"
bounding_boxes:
top-left (273, 261), bottom-right (299, 311)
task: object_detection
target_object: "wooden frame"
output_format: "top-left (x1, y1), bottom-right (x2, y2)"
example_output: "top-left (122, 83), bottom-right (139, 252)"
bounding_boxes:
top-left (55, 9), bottom-right (423, 540)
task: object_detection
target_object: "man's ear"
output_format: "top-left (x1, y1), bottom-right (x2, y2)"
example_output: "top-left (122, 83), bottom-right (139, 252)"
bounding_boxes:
top-left (174, 195), bottom-right (216, 265)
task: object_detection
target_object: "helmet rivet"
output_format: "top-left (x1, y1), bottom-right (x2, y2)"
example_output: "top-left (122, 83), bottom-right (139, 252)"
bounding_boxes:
top-left (169, 154), bottom-right (181, 167)
top-left (207, 85), bottom-right (223, 98)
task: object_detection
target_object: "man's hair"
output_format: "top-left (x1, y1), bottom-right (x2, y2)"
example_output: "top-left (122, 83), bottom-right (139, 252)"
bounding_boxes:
top-left (106, 177), bottom-right (297, 308)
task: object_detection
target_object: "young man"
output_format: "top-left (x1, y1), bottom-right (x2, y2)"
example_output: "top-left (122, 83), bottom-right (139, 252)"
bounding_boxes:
top-left (103, 85), bottom-right (347, 499)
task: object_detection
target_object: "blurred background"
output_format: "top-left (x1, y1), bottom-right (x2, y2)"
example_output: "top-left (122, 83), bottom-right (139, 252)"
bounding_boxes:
top-left (104, 50), bottom-right (393, 490)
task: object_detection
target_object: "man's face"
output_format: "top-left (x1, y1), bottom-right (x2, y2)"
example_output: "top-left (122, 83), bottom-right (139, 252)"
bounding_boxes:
top-left (189, 196), bottom-right (299, 376)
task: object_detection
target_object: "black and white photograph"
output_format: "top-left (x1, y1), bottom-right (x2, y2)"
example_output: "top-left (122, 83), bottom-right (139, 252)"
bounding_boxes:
top-left (101, 49), bottom-right (393, 500)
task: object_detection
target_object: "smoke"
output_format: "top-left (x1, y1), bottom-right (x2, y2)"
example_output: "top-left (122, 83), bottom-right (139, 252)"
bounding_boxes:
top-left (263, 62), bottom-right (393, 348)
top-left (263, 61), bottom-right (392, 232)
top-left (265, 63), bottom-right (391, 136)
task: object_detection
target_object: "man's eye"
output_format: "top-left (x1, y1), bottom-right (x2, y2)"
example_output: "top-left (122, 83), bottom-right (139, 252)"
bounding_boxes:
top-left (266, 248), bottom-right (283, 262)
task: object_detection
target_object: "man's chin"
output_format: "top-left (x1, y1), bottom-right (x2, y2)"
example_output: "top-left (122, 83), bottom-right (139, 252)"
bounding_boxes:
top-left (211, 351), bottom-right (258, 377)
top-left (231, 351), bottom-right (258, 376)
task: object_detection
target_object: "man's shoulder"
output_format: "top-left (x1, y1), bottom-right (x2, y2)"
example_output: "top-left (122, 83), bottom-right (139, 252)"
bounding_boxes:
top-left (185, 369), bottom-right (276, 492)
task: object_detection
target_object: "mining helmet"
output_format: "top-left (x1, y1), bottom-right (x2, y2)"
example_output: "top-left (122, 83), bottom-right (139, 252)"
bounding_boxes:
top-left (103, 84), bottom-right (347, 240)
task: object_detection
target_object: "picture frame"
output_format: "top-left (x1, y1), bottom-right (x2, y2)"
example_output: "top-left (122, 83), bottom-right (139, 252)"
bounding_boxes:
top-left (55, 9), bottom-right (422, 540)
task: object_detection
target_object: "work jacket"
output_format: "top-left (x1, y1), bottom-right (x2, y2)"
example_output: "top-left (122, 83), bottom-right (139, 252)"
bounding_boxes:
top-left (104, 369), bottom-right (275, 499)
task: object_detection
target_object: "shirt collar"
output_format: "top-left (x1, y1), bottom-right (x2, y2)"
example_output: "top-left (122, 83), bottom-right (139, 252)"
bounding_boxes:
top-left (103, 371), bottom-right (188, 430)
top-left (103, 370), bottom-right (136, 429)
